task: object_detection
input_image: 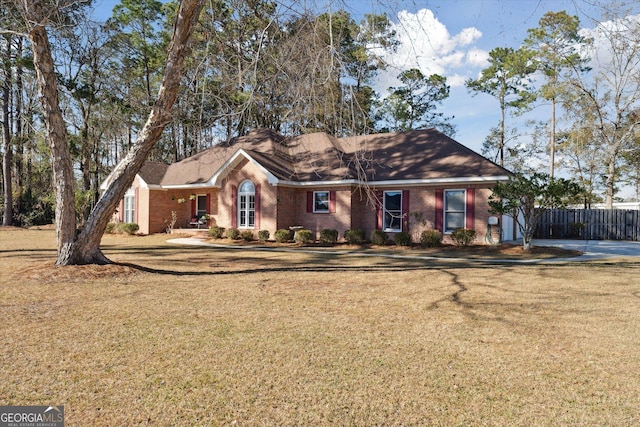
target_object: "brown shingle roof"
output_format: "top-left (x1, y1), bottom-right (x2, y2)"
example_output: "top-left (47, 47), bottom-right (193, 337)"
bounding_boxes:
top-left (339, 129), bottom-right (509, 181)
top-left (138, 161), bottom-right (170, 185)
top-left (155, 128), bottom-right (509, 187)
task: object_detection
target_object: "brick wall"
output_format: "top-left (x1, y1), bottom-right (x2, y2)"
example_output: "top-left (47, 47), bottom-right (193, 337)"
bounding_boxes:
top-left (293, 186), bottom-right (353, 239)
top-left (145, 189), bottom-right (218, 234)
top-left (220, 159), bottom-right (275, 236)
top-left (275, 186), bottom-right (297, 232)
top-left (128, 161), bottom-right (499, 243)
top-left (349, 185), bottom-right (496, 245)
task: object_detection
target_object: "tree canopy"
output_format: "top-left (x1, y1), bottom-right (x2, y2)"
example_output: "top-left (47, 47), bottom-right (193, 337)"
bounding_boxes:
top-left (489, 172), bottom-right (582, 250)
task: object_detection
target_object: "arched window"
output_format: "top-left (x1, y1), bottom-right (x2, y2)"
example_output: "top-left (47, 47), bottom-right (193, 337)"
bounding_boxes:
top-left (238, 180), bottom-right (255, 228)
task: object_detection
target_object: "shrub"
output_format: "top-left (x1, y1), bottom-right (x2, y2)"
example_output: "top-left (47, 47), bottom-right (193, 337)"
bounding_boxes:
top-left (258, 230), bottom-right (270, 242)
top-left (451, 228), bottom-right (477, 246)
top-left (420, 229), bottom-right (443, 247)
top-left (274, 229), bottom-right (291, 243)
top-left (105, 222), bottom-right (117, 234)
top-left (370, 230), bottom-right (389, 246)
top-left (117, 222), bottom-right (139, 235)
top-left (208, 226), bottom-right (225, 239)
top-left (319, 229), bottom-right (338, 244)
top-left (240, 230), bottom-right (254, 241)
top-left (226, 227), bottom-right (240, 240)
top-left (394, 232), bottom-right (412, 247)
top-left (344, 229), bottom-right (365, 244)
top-left (294, 229), bottom-right (314, 244)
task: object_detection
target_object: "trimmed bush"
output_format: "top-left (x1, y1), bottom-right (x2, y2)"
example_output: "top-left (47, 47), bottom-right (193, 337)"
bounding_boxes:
top-left (117, 222), bottom-right (139, 235)
top-left (208, 226), bottom-right (225, 239)
top-left (420, 229), bottom-right (443, 247)
top-left (294, 229), bottom-right (314, 244)
top-left (274, 229), bottom-right (291, 243)
top-left (344, 229), bottom-right (365, 244)
top-left (319, 229), bottom-right (339, 244)
top-left (394, 232), bottom-right (412, 247)
top-left (240, 230), bottom-right (254, 241)
top-left (226, 227), bottom-right (240, 240)
top-left (258, 230), bottom-right (270, 242)
top-left (370, 230), bottom-right (389, 246)
top-left (451, 228), bottom-right (477, 246)
top-left (105, 222), bottom-right (117, 234)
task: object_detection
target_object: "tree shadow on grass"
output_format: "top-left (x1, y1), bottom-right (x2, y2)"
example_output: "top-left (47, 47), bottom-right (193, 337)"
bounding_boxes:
top-left (113, 258), bottom-right (483, 277)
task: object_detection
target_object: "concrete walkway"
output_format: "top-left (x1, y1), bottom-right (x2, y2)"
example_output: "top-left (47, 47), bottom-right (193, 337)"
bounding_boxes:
top-left (168, 237), bottom-right (640, 264)
top-left (529, 239), bottom-right (640, 261)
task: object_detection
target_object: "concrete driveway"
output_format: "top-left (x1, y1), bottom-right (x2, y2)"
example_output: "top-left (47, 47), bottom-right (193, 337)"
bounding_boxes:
top-left (532, 239), bottom-right (640, 260)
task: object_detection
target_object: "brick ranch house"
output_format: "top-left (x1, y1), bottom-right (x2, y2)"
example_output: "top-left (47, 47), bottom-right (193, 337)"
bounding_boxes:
top-left (105, 128), bottom-right (514, 243)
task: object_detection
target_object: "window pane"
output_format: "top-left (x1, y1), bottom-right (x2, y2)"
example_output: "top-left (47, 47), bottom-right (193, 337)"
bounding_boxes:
top-left (446, 212), bottom-right (465, 231)
top-left (249, 195), bottom-right (255, 209)
top-left (124, 195), bottom-right (134, 223)
top-left (385, 191), bottom-right (401, 211)
top-left (239, 181), bottom-right (255, 193)
top-left (197, 195), bottom-right (207, 211)
top-left (240, 211), bottom-right (246, 226)
top-left (314, 192), bottom-right (329, 212)
top-left (383, 191), bottom-right (402, 231)
top-left (196, 195), bottom-right (207, 217)
top-left (249, 211), bottom-right (255, 227)
top-left (385, 211), bottom-right (401, 230)
top-left (445, 190), bottom-right (465, 212)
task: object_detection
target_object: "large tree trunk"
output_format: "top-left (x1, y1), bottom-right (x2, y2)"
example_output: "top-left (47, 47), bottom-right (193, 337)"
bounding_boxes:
top-left (2, 34), bottom-right (13, 226)
top-left (22, 0), bottom-right (205, 265)
top-left (549, 97), bottom-right (556, 178)
top-left (28, 20), bottom-right (78, 261)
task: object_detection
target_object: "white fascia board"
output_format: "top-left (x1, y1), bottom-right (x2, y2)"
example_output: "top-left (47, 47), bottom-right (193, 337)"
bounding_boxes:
top-left (159, 183), bottom-right (216, 190)
top-left (210, 149), bottom-right (279, 186)
top-left (368, 175), bottom-right (512, 186)
top-left (274, 175), bottom-right (511, 188)
top-left (99, 173), bottom-right (152, 191)
top-left (274, 179), bottom-right (361, 187)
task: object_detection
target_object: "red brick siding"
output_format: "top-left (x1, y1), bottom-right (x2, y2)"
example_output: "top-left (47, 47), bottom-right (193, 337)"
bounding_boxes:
top-left (145, 189), bottom-right (218, 234)
top-left (293, 187), bottom-right (352, 239)
top-left (275, 186), bottom-right (297, 232)
top-left (219, 159), bottom-right (276, 234)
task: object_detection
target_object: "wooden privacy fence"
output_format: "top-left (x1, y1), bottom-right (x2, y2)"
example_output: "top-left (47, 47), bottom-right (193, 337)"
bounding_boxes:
top-left (535, 209), bottom-right (640, 241)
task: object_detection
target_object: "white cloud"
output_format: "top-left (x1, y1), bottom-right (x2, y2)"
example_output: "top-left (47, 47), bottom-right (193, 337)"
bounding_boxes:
top-left (454, 27), bottom-right (483, 46)
top-left (466, 48), bottom-right (489, 67)
top-left (378, 8), bottom-right (488, 92)
top-left (447, 74), bottom-right (468, 87)
top-left (579, 14), bottom-right (640, 71)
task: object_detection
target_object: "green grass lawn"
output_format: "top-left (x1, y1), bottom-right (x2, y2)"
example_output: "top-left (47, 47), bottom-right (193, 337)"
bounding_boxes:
top-left (1, 228), bottom-right (639, 426)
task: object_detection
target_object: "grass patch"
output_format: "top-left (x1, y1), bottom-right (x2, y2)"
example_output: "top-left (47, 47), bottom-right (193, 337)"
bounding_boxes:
top-left (1, 228), bottom-right (640, 425)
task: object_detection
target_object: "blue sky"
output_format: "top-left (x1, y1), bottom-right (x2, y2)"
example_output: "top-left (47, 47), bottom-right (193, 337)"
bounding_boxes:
top-left (90, 0), bottom-right (640, 158)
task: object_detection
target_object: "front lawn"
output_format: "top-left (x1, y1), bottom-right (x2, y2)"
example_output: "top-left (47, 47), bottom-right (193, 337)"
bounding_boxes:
top-left (1, 228), bottom-right (639, 425)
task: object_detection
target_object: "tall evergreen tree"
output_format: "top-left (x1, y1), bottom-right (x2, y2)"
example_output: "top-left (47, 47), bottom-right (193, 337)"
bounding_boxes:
top-left (525, 11), bottom-right (590, 177)
top-left (466, 47), bottom-right (536, 167)
top-left (380, 68), bottom-right (453, 134)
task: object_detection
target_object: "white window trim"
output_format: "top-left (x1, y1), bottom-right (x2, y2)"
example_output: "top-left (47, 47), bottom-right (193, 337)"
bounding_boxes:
top-left (238, 180), bottom-right (255, 229)
top-left (444, 189), bottom-right (466, 234)
top-left (383, 190), bottom-right (403, 232)
top-left (123, 188), bottom-right (135, 223)
top-left (313, 191), bottom-right (330, 213)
